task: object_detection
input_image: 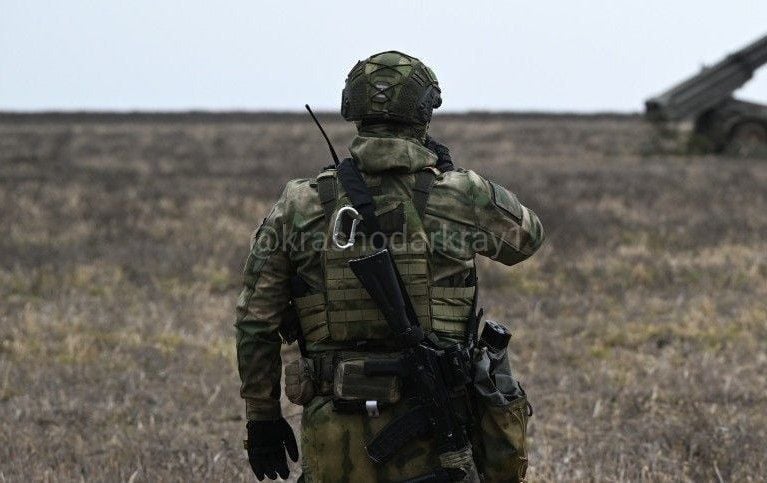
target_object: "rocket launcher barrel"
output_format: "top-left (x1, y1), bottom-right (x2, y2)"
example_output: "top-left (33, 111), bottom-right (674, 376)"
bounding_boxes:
top-left (646, 34), bottom-right (767, 122)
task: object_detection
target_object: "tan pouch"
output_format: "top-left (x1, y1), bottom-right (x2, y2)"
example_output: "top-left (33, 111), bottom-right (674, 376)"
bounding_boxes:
top-left (332, 358), bottom-right (401, 403)
top-left (477, 395), bottom-right (531, 482)
top-left (284, 358), bottom-right (316, 406)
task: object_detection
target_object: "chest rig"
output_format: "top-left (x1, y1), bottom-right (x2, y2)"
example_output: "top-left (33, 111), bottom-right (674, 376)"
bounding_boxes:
top-left (292, 159), bottom-right (477, 349)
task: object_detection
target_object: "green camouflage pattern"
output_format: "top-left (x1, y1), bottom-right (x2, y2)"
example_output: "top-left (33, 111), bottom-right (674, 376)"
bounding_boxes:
top-left (313, 155), bottom-right (453, 343)
top-left (284, 358), bottom-right (316, 406)
top-left (332, 357), bottom-right (401, 402)
top-left (300, 395), bottom-right (441, 482)
top-left (342, 51), bottom-right (442, 125)
top-left (475, 396), bottom-right (530, 482)
top-left (235, 129), bottom-right (544, 477)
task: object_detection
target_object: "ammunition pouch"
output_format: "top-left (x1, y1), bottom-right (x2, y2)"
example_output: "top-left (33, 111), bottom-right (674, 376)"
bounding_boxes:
top-left (334, 356), bottom-right (401, 404)
top-left (284, 357), bottom-right (316, 406)
top-left (475, 395), bottom-right (531, 482)
top-left (471, 345), bottom-right (531, 482)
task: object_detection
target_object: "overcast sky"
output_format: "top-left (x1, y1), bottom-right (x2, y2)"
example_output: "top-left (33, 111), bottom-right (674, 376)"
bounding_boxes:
top-left (1, 1), bottom-right (766, 112)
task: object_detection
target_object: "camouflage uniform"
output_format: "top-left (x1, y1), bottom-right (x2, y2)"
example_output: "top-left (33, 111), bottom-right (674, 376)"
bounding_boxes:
top-left (236, 125), bottom-right (544, 480)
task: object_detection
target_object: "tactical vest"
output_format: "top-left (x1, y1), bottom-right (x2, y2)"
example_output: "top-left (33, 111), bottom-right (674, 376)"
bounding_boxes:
top-left (293, 165), bottom-right (477, 349)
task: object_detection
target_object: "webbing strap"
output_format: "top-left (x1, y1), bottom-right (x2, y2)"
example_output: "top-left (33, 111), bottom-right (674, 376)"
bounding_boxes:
top-left (329, 304), bottom-right (429, 323)
top-left (300, 311), bottom-right (328, 329)
top-left (294, 292), bottom-right (325, 310)
top-left (412, 170), bottom-right (437, 220)
top-left (430, 286), bottom-right (475, 299)
top-left (432, 305), bottom-right (474, 318)
top-left (337, 158), bottom-right (384, 249)
top-left (326, 262), bottom-right (427, 280)
top-left (466, 267), bottom-right (480, 346)
top-left (317, 173), bottom-right (338, 225)
top-left (432, 319), bottom-right (468, 334)
top-left (328, 283), bottom-right (428, 301)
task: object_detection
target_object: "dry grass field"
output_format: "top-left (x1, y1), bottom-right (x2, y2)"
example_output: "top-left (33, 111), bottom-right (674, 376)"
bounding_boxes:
top-left (1, 113), bottom-right (766, 482)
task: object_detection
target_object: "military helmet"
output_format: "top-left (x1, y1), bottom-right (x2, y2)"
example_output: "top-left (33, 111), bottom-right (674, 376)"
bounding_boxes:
top-left (341, 51), bottom-right (442, 125)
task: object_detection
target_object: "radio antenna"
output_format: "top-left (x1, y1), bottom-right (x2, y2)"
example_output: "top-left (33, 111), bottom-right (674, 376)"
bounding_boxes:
top-left (305, 104), bottom-right (340, 166)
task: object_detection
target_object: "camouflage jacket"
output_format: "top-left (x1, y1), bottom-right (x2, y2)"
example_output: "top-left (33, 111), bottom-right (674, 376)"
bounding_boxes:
top-left (235, 132), bottom-right (544, 420)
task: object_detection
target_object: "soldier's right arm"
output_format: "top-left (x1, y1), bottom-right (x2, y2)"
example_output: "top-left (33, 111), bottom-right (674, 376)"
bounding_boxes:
top-left (427, 169), bottom-right (543, 269)
top-left (467, 170), bottom-right (544, 265)
top-left (429, 169), bottom-right (544, 266)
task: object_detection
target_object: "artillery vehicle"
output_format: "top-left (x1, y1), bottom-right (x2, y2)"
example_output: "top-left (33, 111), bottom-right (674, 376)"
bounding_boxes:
top-left (645, 34), bottom-right (767, 153)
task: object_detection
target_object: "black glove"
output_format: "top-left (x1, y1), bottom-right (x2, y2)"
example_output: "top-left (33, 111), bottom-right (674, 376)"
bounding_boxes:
top-left (425, 135), bottom-right (455, 172)
top-left (245, 418), bottom-right (299, 481)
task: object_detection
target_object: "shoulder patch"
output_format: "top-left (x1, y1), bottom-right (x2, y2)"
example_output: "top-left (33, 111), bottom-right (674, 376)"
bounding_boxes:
top-left (490, 181), bottom-right (522, 222)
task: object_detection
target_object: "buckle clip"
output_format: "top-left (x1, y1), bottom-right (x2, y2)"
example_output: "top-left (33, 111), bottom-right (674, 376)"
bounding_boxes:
top-left (365, 400), bottom-right (380, 418)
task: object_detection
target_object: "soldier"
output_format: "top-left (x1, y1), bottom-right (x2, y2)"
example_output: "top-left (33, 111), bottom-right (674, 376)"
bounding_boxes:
top-left (236, 51), bottom-right (544, 482)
